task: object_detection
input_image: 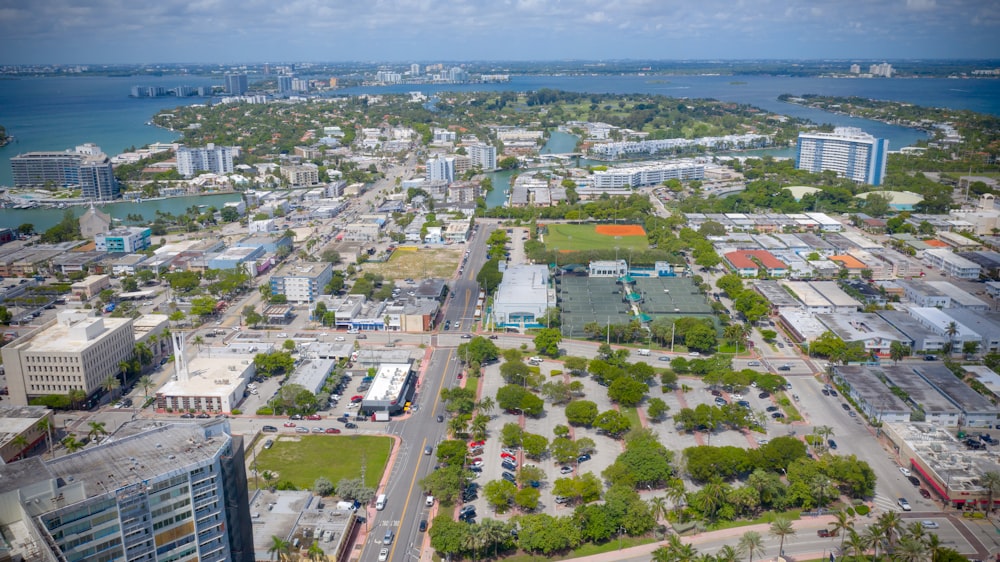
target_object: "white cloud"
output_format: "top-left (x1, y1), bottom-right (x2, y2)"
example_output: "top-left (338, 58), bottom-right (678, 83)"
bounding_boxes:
top-left (906, 0), bottom-right (937, 10)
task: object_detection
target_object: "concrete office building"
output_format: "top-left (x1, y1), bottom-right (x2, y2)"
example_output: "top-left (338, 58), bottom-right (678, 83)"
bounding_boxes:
top-left (2, 310), bottom-right (136, 406)
top-left (361, 362), bottom-right (415, 415)
top-left (95, 226), bottom-right (152, 253)
top-left (224, 73), bottom-right (248, 95)
top-left (796, 127), bottom-right (888, 186)
top-left (176, 144), bottom-right (238, 178)
top-left (10, 143), bottom-right (120, 200)
top-left (269, 262), bottom-right (333, 304)
top-left (0, 405), bottom-right (54, 464)
top-left (0, 420), bottom-right (254, 561)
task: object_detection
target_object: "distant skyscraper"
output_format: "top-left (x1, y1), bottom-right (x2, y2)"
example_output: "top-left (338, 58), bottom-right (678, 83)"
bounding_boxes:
top-left (176, 143), bottom-right (238, 178)
top-left (411, 63), bottom-right (420, 76)
top-left (277, 75), bottom-right (294, 94)
top-left (849, 64), bottom-right (861, 74)
top-left (225, 73), bottom-right (248, 95)
top-left (10, 143), bottom-right (119, 200)
top-left (796, 127), bottom-right (888, 186)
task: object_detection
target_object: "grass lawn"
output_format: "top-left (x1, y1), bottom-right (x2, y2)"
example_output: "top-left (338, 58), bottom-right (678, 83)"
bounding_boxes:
top-left (543, 224), bottom-right (648, 253)
top-left (620, 406), bottom-right (642, 430)
top-left (705, 509), bottom-right (802, 531)
top-left (254, 435), bottom-right (391, 491)
top-left (363, 247), bottom-right (461, 280)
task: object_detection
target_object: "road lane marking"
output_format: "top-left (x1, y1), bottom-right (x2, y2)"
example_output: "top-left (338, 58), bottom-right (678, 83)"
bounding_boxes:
top-left (388, 436), bottom-right (427, 562)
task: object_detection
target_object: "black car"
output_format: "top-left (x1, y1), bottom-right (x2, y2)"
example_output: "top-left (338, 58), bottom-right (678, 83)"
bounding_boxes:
top-left (841, 403), bottom-right (851, 411)
top-left (469, 466), bottom-right (482, 473)
top-left (419, 520), bottom-right (428, 532)
top-left (180, 413), bottom-right (195, 418)
top-left (577, 453), bottom-right (592, 463)
top-left (908, 476), bottom-right (921, 487)
top-left (262, 425), bottom-right (278, 432)
top-left (437, 415), bottom-right (445, 423)
top-left (344, 422), bottom-right (358, 429)
top-left (501, 461), bottom-right (517, 471)
top-left (196, 413), bottom-right (211, 419)
top-left (829, 389), bottom-right (838, 397)
top-left (771, 412), bottom-right (785, 419)
top-left (336, 416), bottom-right (349, 423)
top-left (501, 471), bottom-right (517, 483)
top-left (757, 392), bottom-right (770, 399)
top-left (828, 439), bottom-right (837, 450)
top-left (766, 406), bottom-right (779, 412)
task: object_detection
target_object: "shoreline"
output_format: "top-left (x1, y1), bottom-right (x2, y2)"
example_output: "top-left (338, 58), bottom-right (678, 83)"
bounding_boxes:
top-left (0, 188), bottom-right (240, 209)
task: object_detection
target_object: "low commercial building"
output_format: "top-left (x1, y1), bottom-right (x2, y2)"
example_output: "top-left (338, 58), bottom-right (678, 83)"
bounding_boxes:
top-left (361, 362), bottom-right (415, 416)
top-left (724, 250), bottom-right (788, 278)
top-left (95, 226), bottom-right (151, 253)
top-left (0, 405), bottom-right (54, 463)
top-left (753, 280), bottom-right (804, 312)
top-left (907, 307), bottom-right (983, 351)
top-left (923, 248), bottom-right (982, 279)
top-left (207, 245), bottom-right (265, 271)
top-left (588, 260), bottom-right (628, 278)
top-left (876, 310), bottom-right (947, 352)
top-left (69, 274), bottom-right (111, 301)
top-left (492, 265), bottom-right (553, 329)
top-left (881, 365), bottom-right (963, 427)
top-left (913, 363), bottom-right (998, 428)
top-left (831, 366), bottom-right (911, 423)
top-left (285, 358), bottom-right (337, 396)
top-left (939, 308), bottom-right (1000, 354)
top-left (815, 313), bottom-right (907, 355)
top-left (2, 310), bottom-right (135, 406)
top-left (154, 335), bottom-right (256, 413)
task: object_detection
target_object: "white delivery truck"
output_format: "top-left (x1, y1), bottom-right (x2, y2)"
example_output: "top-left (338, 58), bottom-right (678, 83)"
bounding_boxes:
top-left (376, 494), bottom-right (387, 511)
top-left (637, 349), bottom-right (651, 356)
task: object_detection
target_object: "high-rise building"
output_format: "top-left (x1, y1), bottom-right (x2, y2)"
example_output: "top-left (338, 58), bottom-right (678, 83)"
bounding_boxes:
top-left (277, 75), bottom-right (294, 94)
top-left (224, 73), bottom-right (248, 95)
top-left (426, 156), bottom-right (455, 183)
top-left (0, 420), bottom-right (254, 561)
top-left (796, 127), bottom-right (889, 186)
top-left (10, 143), bottom-right (119, 200)
top-left (176, 143), bottom-right (238, 178)
top-left (410, 63), bottom-right (420, 76)
top-left (467, 143), bottom-right (497, 170)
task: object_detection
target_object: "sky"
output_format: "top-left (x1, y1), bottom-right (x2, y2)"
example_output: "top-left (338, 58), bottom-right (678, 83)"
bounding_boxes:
top-left (1, 0), bottom-right (998, 64)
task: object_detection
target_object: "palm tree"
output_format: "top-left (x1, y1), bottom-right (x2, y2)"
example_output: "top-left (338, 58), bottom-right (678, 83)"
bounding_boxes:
top-left (479, 518), bottom-right (509, 559)
top-left (267, 535), bottom-right (290, 561)
top-left (809, 474), bottom-right (839, 507)
top-left (889, 341), bottom-right (910, 364)
top-left (37, 416), bottom-right (54, 459)
top-left (895, 536), bottom-right (931, 562)
top-left (737, 530), bottom-right (766, 562)
top-left (831, 509), bottom-right (855, 550)
top-left (470, 415), bottom-right (489, 440)
top-left (842, 529), bottom-right (870, 562)
top-left (697, 478), bottom-right (729, 521)
top-left (462, 525), bottom-right (486, 562)
top-left (194, 335), bottom-right (204, 350)
top-left (665, 478), bottom-right (687, 516)
top-left (877, 510), bottom-right (904, 552)
top-left (87, 421), bottom-right (108, 443)
top-left (980, 471), bottom-right (1000, 513)
top-left (715, 545), bottom-right (741, 562)
top-left (61, 434), bottom-right (84, 453)
top-left (305, 540), bottom-right (325, 561)
top-left (649, 496), bottom-right (669, 525)
top-left (68, 388), bottom-right (86, 409)
top-left (926, 533), bottom-right (945, 562)
top-left (477, 396), bottom-right (496, 417)
top-left (863, 524), bottom-right (883, 561)
top-left (769, 516), bottom-right (796, 556)
top-left (102, 374), bottom-right (121, 402)
top-left (10, 435), bottom-right (29, 460)
top-left (138, 375), bottom-right (153, 399)
top-left (945, 321), bottom-right (959, 339)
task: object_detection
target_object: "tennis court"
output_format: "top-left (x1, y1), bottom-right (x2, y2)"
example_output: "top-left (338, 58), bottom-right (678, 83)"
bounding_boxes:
top-left (557, 275), bottom-right (714, 339)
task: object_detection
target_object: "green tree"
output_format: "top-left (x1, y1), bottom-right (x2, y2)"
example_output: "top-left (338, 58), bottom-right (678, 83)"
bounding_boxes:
top-left (86, 421), bottom-right (108, 443)
top-left (484, 479), bottom-right (517, 513)
top-left (593, 409), bottom-right (631, 438)
top-left (890, 340), bottom-right (910, 364)
top-left (608, 378), bottom-right (648, 406)
top-left (533, 328), bottom-right (562, 357)
top-left (769, 516), bottom-right (795, 557)
top-left (737, 530), bottom-right (766, 562)
top-left (267, 536), bottom-right (291, 561)
top-left (647, 397), bottom-right (669, 421)
top-left (980, 471), bottom-right (1000, 513)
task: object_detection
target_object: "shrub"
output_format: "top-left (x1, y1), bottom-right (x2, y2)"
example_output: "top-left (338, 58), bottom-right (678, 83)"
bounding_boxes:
top-left (550, 369), bottom-right (563, 377)
top-left (256, 407), bottom-right (274, 415)
top-left (231, 408), bottom-right (242, 415)
top-left (855, 505), bottom-right (870, 516)
top-left (845, 507), bottom-right (856, 516)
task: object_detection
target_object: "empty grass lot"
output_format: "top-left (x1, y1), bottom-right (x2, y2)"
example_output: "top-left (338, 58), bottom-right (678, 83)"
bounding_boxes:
top-left (254, 435), bottom-right (391, 490)
top-left (362, 247), bottom-right (462, 280)
top-left (543, 224), bottom-right (648, 253)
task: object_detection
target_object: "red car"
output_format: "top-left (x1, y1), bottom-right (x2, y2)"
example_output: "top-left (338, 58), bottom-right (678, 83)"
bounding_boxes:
top-left (457, 373), bottom-right (463, 379)
top-left (306, 414), bottom-right (322, 420)
top-left (325, 428), bottom-right (341, 434)
top-left (283, 422), bottom-right (296, 427)
top-left (500, 452), bottom-right (516, 461)
top-left (351, 395), bottom-right (364, 403)
top-left (469, 440), bottom-right (486, 448)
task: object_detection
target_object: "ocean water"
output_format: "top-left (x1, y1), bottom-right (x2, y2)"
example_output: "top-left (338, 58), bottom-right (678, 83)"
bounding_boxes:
top-left (1, 72), bottom-right (997, 217)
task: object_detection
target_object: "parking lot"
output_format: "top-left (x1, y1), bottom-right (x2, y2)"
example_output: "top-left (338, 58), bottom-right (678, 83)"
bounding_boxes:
top-left (460, 356), bottom-right (807, 519)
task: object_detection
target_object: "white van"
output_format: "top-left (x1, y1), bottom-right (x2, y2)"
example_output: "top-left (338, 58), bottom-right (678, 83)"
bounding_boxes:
top-left (637, 349), bottom-right (651, 356)
top-left (376, 494), bottom-right (387, 511)
top-left (426, 495), bottom-right (434, 506)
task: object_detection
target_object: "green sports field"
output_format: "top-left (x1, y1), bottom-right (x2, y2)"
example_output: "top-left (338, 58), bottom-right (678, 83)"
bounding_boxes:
top-left (542, 224), bottom-right (649, 253)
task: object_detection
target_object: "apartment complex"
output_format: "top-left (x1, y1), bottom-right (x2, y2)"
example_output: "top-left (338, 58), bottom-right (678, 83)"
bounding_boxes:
top-left (796, 127), bottom-right (888, 186)
top-left (0, 421), bottom-right (254, 561)
top-left (590, 160), bottom-right (706, 189)
top-left (466, 143), bottom-right (497, 170)
top-left (176, 144), bottom-right (238, 178)
top-left (2, 311), bottom-right (136, 406)
top-left (269, 262), bottom-right (333, 303)
top-left (426, 156), bottom-right (455, 183)
top-left (10, 143), bottom-right (120, 200)
top-left (95, 226), bottom-right (152, 253)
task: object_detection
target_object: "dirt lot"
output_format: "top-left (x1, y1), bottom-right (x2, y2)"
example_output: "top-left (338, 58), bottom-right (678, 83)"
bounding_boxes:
top-left (362, 246), bottom-right (462, 280)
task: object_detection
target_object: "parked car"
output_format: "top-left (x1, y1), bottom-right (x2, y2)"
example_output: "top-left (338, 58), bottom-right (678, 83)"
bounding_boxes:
top-left (325, 428), bottom-right (341, 434)
top-left (559, 466), bottom-right (573, 474)
top-left (263, 439), bottom-right (274, 449)
top-left (920, 520), bottom-right (939, 529)
top-left (306, 414), bottom-right (322, 420)
top-left (344, 422), bottom-right (358, 429)
top-left (283, 422), bottom-right (296, 428)
top-left (295, 427), bottom-right (309, 433)
top-left (262, 425), bottom-right (278, 433)
top-left (577, 453), bottom-right (591, 463)
top-left (919, 488), bottom-right (932, 499)
top-left (908, 476), bottom-right (921, 487)
top-left (897, 498), bottom-right (911, 511)
top-left (827, 439), bottom-right (837, 450)
top-left (899, 467), bottom-right (911, 476)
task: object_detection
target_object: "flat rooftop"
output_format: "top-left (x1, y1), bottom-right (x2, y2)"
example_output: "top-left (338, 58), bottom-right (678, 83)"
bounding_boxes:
top-left (809, 281), bottom-right (860, 309)
top-left (365, 362), bottom-right (412, 403)
top-left (833, 366), bottom-right (910, 413)
top-left (286, 358), bottom-right (336, 395)
top-left (816, 312), bottom-right (906, 344)
top-left (781, 281), bottom-right (831, 308)
top-left (10, 316), bottom-right (131, 353)
top-left (157, 354), bottom-right (254, 399)
top-left (881, 365), bottom-right (961, 415)
top-left (44, 422), bottom-right (229, 498)
top-left (0, 405), bottom-right (51, 449)
top-left (914, 364), bottom-right (997, 415)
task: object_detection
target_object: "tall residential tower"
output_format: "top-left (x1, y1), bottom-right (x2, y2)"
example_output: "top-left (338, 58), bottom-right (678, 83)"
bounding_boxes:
top-left (796, 127), bottom-right (888, 186)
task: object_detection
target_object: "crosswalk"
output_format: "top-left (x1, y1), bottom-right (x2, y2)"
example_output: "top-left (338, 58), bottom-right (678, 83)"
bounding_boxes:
top-left (873, 493), bottom-right (903, 513)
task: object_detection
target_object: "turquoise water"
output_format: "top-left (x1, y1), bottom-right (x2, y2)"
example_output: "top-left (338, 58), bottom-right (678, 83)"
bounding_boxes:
top-left (0, 193), bottom-right (242, 232)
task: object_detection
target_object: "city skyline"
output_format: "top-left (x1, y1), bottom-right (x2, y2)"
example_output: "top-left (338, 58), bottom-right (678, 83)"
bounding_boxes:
top-left (2, 0), bottom-right (998, 64)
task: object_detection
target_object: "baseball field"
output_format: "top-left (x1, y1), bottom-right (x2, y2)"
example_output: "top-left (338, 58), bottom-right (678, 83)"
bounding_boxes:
top-left (542, 223), bottom-right (649, 252)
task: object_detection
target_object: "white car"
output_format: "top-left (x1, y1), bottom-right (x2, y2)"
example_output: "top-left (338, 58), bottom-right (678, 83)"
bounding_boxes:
top-left (899, 467), bottom-right (911, 477)
top-left (335, 336), bottom-right (346, 341)
top-left (731, 393), bottom-right (743, 401)
top-left (277, 333), bottom-right (288, 338)
top-left (378, 548), bottom-right (389, 561)
top-left (920, 520), bottom-right (940, 529)
top-left (688, 351), bottom-right (700, 357)
top-left (897, 498), bottom-right (911, 511)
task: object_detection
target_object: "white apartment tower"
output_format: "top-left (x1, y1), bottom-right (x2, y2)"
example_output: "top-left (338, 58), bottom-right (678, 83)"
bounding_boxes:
top-left (426, 156), bottom-right (456, 183)
top-left (176, 143), bottom-right (238, 178)
top-left (467, 143), bottom-right (498, 170)
top-left (796, 127), bottom-right (889, 186)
